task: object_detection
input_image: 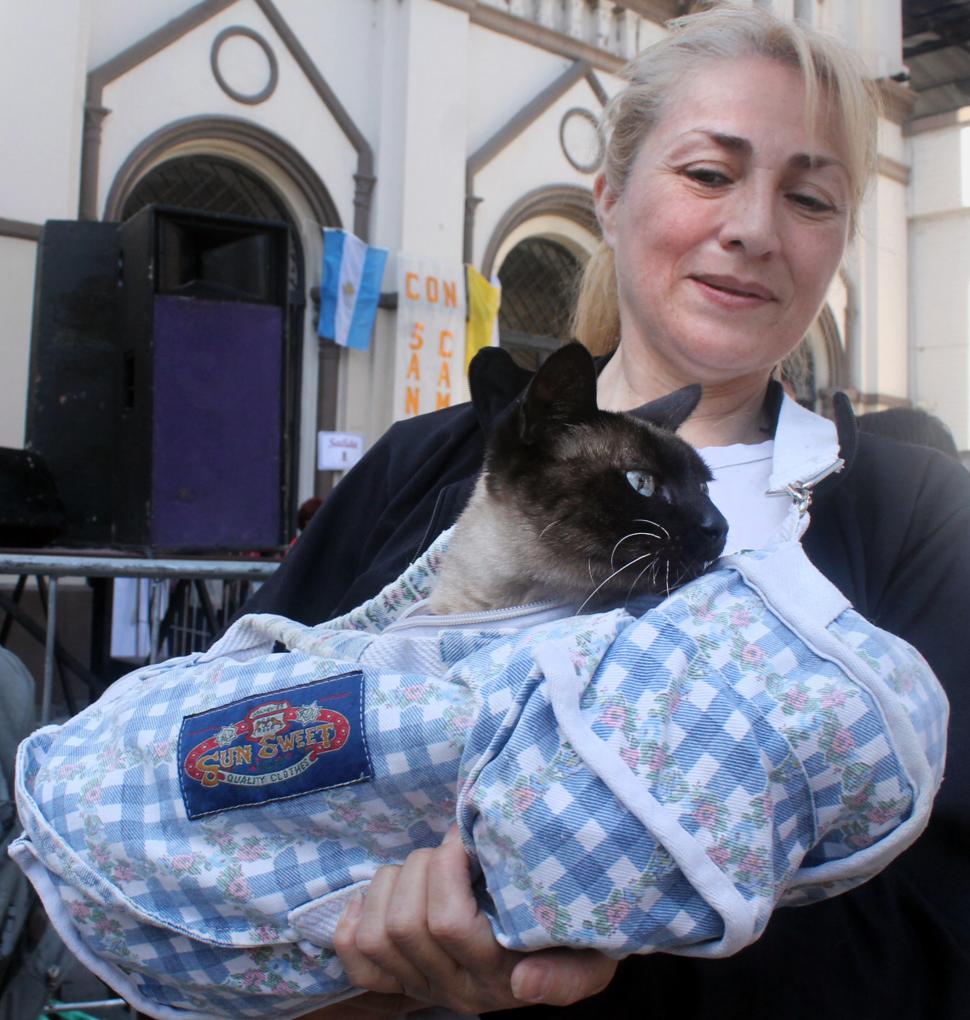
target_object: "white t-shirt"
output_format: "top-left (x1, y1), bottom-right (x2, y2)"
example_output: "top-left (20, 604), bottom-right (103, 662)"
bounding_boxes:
top-left (699, 440), bottom-right (792, 555)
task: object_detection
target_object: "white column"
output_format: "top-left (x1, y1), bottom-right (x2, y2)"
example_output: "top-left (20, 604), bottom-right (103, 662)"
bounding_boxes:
top-left (859, 0), bottom-right (904, 79)
top-left (0, 1), bottom-right (90, 447)
top-left (908, 118), bottom-right (970, 446)
top-left (338, 0), bottom-right (471, 443)
top-left (0, 0), bottom-right (89, 221)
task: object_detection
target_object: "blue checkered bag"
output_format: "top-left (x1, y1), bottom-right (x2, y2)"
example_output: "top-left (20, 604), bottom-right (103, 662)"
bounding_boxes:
top-left (10, 536), bottom-right (946, 1019)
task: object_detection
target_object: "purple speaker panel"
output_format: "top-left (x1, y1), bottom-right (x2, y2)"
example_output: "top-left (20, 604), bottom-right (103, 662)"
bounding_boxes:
top-left (151, 296), bottom-right (283, 550)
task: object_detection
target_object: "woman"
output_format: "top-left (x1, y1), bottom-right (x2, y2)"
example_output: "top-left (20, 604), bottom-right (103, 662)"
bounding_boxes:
top-left (246, 6), bottom-right (970, 1019)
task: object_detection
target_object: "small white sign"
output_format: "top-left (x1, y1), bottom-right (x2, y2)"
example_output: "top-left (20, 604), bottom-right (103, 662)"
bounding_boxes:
top-left (317, 431), bottom-right (365, 471)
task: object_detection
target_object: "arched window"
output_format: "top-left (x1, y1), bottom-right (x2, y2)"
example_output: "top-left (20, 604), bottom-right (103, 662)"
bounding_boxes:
top-left (496, 237), bottom-right (583, 371)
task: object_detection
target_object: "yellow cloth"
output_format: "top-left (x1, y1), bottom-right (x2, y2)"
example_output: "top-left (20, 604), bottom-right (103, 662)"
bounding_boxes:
top-left (464, 265), bottom-right (501, 372)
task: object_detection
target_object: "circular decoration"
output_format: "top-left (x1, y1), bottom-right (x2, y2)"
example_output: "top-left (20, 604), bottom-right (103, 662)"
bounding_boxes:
top-left (210, 26), bottom-right (279, 106)
top-left (559, 107), bottom-right (603, 174)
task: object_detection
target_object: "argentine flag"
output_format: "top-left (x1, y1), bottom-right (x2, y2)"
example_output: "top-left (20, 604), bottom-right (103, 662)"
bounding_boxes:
top-left (319, 228), bottom-right (389, 350)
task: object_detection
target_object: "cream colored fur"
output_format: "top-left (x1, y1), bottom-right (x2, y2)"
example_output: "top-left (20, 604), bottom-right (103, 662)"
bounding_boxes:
top-left (428, 476), bottom-right (557, 614)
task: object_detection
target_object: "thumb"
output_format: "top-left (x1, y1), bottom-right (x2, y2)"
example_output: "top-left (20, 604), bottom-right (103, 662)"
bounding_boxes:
top-left (510, 948), bottom-right (618, 1006)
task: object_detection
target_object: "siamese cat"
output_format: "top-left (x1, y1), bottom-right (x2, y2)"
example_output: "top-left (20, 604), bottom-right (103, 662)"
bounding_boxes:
top-left (430, 342), bottom-right (727, 615)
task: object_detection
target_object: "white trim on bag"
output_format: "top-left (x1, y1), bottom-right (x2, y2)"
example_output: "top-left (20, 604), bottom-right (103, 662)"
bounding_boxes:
top-left (535, 641), bottom-right (759, 958)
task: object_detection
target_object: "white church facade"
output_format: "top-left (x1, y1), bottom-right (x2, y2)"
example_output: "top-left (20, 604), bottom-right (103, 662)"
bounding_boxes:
top-left (0, 0), bottom-right (967, 525)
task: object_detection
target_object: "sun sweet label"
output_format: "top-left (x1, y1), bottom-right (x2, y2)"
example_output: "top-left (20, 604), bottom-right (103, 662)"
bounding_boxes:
top-left (177, 671), bottom-right (372, 819)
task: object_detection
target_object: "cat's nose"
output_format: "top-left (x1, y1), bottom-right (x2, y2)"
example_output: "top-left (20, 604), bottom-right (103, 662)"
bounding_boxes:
top-left (700, 506), bottom-right (728, 549)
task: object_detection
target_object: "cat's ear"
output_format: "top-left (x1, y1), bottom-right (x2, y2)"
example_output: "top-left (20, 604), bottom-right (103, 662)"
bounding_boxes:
top-left (628, 384), bottom-right (702, 432)
top-left (519, 342), bottom-right (598, 440)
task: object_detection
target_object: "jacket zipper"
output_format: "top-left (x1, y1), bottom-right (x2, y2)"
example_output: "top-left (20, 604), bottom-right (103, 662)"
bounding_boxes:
top-left (381, 599), bottom-right (568, 635)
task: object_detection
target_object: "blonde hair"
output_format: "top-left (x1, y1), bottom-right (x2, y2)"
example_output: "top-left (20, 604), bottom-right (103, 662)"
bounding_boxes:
top-left (573, 2), bottom-right (882, 355)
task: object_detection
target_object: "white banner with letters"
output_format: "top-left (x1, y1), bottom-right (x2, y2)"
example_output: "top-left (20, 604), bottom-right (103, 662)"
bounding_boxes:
top-left (393, 254), bottom-right (466, 420)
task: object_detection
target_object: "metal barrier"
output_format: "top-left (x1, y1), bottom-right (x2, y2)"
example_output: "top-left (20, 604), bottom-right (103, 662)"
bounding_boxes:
top-left (0, 553), bottom-right (279, 725)
top-left (0, 554), bottom-right (281, 1017)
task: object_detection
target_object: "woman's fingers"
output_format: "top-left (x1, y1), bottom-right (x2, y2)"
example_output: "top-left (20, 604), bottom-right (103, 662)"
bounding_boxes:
top-left (356, 850), bottom-right (459, 998)
top-left (334, 827), bottom-right (617, 1013)
top-left (425, 829), bottom-right (619, 1008)
top-left (334, 854), bottom-right (466, 1000)
top-left (380, 847), bottom-right (465, 988)
top-left (334, 878), bottom-right (409, 995)
top-left (334, 830), bottom-right (524, 1013)
top-left (424, 826), bottom-right (509, 965)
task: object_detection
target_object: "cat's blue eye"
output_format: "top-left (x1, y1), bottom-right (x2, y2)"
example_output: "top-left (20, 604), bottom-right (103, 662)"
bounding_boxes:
top-left (625, 470), bottom-right (656, 497)
top-left (700, 482), bottom-right (709, 495)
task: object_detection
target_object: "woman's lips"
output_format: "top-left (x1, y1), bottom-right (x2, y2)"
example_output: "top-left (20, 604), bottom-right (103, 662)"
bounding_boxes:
top-left (690, 275), bottom-right (776, 307)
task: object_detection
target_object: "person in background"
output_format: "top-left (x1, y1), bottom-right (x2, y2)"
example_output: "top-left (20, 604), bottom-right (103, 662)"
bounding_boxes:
top-left (298, 498), bottom-right (324, 533)
top-left (287, 497), bottom-right (324, 554)
top-left (240, 5), bottom-right (970, 1018)
top-left (857, 405), bottom-right (960, 460)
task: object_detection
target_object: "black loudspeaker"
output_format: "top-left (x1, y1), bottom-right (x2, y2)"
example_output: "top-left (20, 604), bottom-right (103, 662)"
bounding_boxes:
top-left (25, 221), bottom-right (122, 545)
top-left (0, 448), bottom-right (66, 547)
top-left (113, 206), bottom-right (289, 552)
top-left (24, 207), bottom-right (290, 552)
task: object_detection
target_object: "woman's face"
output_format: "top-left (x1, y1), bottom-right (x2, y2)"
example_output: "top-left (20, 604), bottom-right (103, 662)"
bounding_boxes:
top-left (595, 57), bottom-right (851, 389)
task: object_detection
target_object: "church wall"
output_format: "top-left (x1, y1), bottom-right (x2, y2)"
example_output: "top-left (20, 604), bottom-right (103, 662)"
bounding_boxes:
top-left (908, 115), bottom-right (970, 445)
top-left (0, 0), bottom-right (954, 485)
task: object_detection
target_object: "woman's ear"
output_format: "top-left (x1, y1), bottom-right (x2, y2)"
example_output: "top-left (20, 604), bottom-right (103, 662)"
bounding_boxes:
top-left (593, 173), bottom-right (618, 249)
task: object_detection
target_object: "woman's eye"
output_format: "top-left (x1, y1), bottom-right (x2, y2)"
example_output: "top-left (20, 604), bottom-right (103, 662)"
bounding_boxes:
top-left (789, 192), bottom-right (836, 213)
top-left (685, 167), bottom-right (731, 187)
top-left (625, 470), bottom-right (656, 497)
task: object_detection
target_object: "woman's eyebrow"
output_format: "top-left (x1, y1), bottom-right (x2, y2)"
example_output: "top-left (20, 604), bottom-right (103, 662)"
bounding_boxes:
top-left (667, 130), bottom-right (748, 154)
top-left (677, 131), bottom-right (847, 173)
top-left (705, 131), bottom-right (750, 154)
top-left (787, 152), bottom-right (848, 173)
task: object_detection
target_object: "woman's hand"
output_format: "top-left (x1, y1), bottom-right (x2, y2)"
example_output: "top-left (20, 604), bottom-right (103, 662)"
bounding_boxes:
top-left (331, 826), bottom-right (618, 1015)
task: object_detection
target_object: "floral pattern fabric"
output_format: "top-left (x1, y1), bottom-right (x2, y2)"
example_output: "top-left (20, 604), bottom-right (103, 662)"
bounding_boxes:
top-left (10, 534), bottom-right (947, 1018)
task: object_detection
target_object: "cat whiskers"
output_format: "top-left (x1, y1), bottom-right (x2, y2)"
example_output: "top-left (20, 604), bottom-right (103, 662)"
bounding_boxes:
top-left (539, 519), bottom-right (563, 540)
top-left (626, 556), bottom-right (661, 603)
top-left (668, 557), bottom-right (706, 595)
top-left (634, 518), bottom-right (670, 540)
top-left (577, 552), bottom-right (654, 614)
top-left (611, 530), bottom-right (664, 571)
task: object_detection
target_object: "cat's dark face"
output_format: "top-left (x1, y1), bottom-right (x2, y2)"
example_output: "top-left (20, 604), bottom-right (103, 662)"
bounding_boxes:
top-left (484, 343), bottom-right (727, 605)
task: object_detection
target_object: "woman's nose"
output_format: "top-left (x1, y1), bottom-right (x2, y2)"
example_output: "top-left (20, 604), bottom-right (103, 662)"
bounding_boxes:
top-left (718, 181), bottom-right (779, 258)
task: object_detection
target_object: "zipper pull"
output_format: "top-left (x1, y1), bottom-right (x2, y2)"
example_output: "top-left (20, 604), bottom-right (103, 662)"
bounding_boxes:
top-left (786, 482), bottom-right (813, 517)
